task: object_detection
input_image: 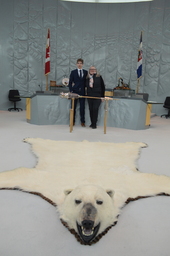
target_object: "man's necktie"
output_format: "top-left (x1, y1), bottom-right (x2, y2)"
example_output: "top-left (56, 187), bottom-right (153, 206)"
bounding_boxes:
top-left (79, 70), bottom-right (82, 78)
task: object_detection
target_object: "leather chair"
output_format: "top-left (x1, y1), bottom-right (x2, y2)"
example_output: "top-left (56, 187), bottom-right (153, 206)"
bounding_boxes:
top-left (8, 89), bottom-right (23, 112)
top-left (161, 97), bottom-right (170, 119)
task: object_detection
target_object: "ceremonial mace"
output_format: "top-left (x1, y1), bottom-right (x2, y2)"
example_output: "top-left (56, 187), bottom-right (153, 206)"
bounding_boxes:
top-left (60, 92), bottom-right (116, 134)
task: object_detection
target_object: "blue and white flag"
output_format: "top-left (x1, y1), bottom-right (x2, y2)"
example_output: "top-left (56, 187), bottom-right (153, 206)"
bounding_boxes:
top-left (137, 32), bottom-right (142, 79)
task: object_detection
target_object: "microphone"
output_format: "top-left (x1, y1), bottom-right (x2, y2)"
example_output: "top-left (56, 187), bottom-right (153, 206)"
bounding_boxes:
top-left (38, 85), bottom-right (42, 91)
top-left (36, 85), bottom-right (44, 93)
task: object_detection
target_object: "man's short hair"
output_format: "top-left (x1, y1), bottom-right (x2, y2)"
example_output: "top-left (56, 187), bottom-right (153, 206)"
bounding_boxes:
top-left (77, 58), bottom-right (84, 64)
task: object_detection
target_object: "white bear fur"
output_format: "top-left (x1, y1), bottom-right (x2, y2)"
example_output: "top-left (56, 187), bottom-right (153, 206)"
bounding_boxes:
top-left (0, 138), bottom-right (170, 244)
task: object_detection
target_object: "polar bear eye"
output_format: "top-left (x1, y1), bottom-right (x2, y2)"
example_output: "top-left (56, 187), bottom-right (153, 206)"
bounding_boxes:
top-left (75, 200), bottom-right (82, 205)
top-left (96, 200), bottom-right (103, 205)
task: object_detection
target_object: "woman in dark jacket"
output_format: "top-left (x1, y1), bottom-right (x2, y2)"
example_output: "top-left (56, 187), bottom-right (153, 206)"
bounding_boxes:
top-left (86, 66), bottom-right (105, 129)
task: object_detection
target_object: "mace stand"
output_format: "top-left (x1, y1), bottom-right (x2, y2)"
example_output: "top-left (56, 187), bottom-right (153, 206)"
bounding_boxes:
top-left (104, 99), bottom-right (109, 134)
top-left (69, 98), bottom-right (75, 133)
top-left (60, 92), bottom-right (117, 134)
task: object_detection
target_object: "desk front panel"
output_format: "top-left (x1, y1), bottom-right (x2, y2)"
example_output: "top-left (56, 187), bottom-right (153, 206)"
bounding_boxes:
top-left (29, 94), bottom-right (148, 130)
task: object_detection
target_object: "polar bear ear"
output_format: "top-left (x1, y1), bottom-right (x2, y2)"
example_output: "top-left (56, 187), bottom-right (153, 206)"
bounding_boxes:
top-left (106, 189), bottom-right (114, 198)
top-left (64, 189), bottom-right (73, 196)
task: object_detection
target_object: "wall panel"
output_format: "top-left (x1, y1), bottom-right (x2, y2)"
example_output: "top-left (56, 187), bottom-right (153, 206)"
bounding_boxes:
top-left (0, 0), bottom-right (14, 109)
top-left (0, 0), bottom-right (170, 115)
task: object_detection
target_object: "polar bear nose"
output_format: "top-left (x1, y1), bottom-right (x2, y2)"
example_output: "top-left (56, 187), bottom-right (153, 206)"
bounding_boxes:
top-left (82, 220), bottom-right (94, 230)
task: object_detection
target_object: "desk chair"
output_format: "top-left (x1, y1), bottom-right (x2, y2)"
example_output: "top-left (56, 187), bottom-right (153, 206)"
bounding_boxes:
top-left (161, 97), bottom-right (170, 119)
top-left (8, 89), bottom-right (23, 112)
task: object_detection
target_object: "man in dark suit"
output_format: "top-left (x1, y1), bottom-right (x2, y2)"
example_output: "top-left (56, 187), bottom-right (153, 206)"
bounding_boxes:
top-left (68, 58), bottom-right (88, 127)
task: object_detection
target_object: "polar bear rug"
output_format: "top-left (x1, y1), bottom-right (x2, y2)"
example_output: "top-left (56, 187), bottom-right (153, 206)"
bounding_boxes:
top-left (0, 138), bottom-right (170, 245)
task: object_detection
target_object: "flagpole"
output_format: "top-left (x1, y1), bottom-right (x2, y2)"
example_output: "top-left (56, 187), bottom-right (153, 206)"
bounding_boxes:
top-left (46, 74), bottom-right (49, 91)
top-left (136, 78), bottom-right (140, 93)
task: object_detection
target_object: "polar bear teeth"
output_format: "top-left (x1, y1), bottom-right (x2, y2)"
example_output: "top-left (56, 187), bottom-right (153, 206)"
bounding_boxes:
top-left (82, 226), bottom-right (94, 236)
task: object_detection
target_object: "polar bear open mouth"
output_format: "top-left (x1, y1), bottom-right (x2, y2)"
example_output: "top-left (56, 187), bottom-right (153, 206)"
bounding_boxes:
top-left (76, 221), bottom-right (100, 243)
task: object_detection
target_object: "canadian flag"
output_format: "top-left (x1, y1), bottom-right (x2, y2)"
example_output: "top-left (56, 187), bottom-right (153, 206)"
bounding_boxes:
top-left (45, 29), bottom-right (50, 75)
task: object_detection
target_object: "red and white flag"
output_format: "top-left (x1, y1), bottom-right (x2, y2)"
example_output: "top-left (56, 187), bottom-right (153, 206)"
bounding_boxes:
top-left (45, 29), bottom-right (50, 75)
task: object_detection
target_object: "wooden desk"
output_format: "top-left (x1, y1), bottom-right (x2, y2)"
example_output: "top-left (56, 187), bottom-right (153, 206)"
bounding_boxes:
top-left (146, 101), bottom-right (163, 125)
top-left (145, 104), bottom-right (152, 126)
top-left (27, 93), bottom-right (150, 130)
top-left (105, 91), bottom-right (113, 97)
top-left (50, 85), bottom-right (63, 91)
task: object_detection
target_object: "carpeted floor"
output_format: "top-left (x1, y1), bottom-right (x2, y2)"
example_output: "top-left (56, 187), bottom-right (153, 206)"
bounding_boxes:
top-left (0, 110), bottom-right (170, 256)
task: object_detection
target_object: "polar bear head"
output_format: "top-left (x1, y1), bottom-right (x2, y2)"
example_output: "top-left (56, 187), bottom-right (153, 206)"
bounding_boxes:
top-left (58, 184), bottom-right (119, 245)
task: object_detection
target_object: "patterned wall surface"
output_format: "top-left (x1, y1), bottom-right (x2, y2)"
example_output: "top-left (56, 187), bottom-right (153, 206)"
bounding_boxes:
top-left (0, 0), bottom-right (170, 115)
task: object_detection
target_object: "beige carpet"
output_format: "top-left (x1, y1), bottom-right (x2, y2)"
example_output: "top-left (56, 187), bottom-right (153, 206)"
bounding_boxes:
top-left (0, 138), bottom-right (170, 245)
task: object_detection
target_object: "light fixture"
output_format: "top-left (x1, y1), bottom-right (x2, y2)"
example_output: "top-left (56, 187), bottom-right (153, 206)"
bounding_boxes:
top-left (61, 0), bottom-right (153, 3)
